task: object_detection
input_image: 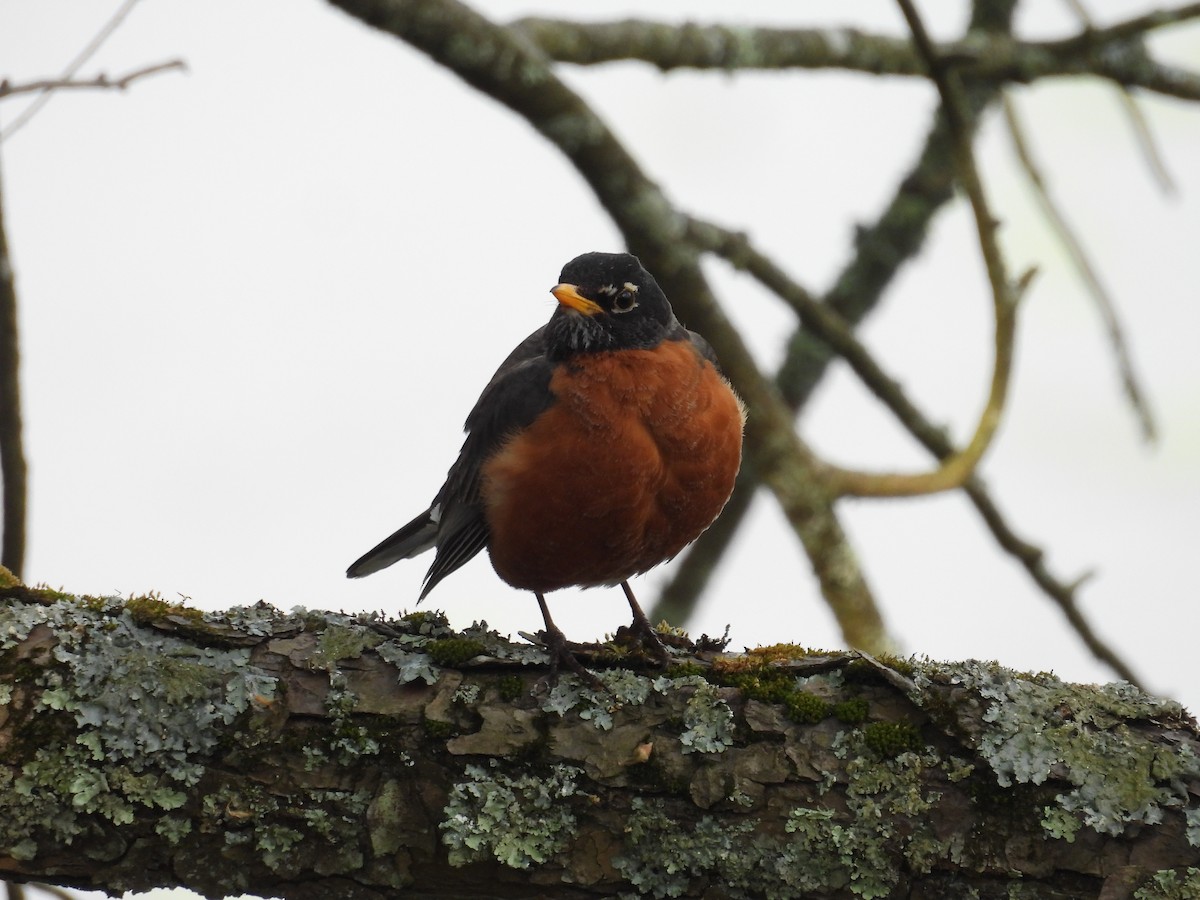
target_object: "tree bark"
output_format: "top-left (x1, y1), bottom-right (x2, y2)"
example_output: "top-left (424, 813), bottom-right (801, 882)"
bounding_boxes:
top-left (0, 579), bottom-right (1197, 899)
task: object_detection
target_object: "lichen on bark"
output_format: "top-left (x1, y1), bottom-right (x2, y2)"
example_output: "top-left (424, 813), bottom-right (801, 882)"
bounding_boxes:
top-left (1, 585), bottom-right (1197, 898)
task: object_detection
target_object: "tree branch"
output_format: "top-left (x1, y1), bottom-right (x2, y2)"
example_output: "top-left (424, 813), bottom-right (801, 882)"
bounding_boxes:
top-left (0, 62), bottom-right (187, 101)
top-left (1, 589), bottom-right (1197, 898)
top-left (0, 157), bottom-right (25, 579)
top-left (510, 11), bottom-right (1200, 101)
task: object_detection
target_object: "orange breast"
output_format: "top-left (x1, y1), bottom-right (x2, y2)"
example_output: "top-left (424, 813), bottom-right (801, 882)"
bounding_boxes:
top-left (481, 340), bottom-right (745, 593)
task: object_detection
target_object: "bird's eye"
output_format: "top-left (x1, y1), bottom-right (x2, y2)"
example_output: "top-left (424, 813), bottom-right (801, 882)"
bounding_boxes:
top-left (612, 289), bottom-right (638, 313)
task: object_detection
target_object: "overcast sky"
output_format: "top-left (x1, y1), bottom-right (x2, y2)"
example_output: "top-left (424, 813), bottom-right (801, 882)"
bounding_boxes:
top-left (2, 3), bottom-right (1199, 891)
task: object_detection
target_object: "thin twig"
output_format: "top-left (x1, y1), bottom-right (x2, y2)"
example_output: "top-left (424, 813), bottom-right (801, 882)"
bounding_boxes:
top-left (1002, 93), bottom-right (1158, 442)
top-left (0, 61), bottom-right (187, 101)
top-left (1116, 91), bottom-right (1178, 194)
top-left (1053, 0), bottom-right (1200, 47)
top-left (1062, 0), bottom-right (1176, 194)
top-left (1, 0), bottom-right (144, 141)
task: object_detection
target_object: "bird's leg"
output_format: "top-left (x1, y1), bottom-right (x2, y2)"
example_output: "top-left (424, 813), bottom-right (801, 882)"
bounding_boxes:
top-left (620, 581), bottom-right (671, 663)
top-left (535, 592), bottom-right (606, 691)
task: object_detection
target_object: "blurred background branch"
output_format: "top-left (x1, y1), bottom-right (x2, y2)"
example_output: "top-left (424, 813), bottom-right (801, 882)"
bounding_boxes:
top-left (512, 9), bottom-right (1200, 100)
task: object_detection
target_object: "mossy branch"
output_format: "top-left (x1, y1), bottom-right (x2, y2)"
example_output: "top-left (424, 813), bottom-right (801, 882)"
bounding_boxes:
top-left (1, 589), bottom-right (1198, 899)
top-left (510, 12), bottom-right (1200, 101)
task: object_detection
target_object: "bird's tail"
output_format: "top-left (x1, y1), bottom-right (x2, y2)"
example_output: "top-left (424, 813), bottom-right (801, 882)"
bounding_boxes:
top-left (346, 509), bottom-right (438, 578)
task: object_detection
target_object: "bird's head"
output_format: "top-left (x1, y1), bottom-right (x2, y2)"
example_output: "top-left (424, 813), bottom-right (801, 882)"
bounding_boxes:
top-left (545, 252), bottom-right (679, 357)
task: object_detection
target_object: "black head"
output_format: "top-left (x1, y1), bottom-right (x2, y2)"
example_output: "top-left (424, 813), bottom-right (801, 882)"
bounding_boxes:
top-left (544, 252), bottom-right (680, 359)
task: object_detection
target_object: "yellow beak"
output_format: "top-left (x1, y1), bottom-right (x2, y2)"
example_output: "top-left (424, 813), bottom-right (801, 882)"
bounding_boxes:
top-left (551, 282), bottom-right (604, 317)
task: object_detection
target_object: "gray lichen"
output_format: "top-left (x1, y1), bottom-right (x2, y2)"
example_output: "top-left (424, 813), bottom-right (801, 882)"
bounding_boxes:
top-left (915, 660), bottom-right (1200, 841)
top-left (1133, 867), bottom-right (1200, 899)
top-left (679, 679), bottom-right (734, 754)
top-left (440, 760), bottom-right (582, 868)
top-left (0, 597), bottom-right (279, 860)
top-left (3, 591), bottom-right (1197, 898)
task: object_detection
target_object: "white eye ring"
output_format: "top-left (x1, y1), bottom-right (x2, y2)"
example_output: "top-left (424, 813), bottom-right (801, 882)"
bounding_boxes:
top-left (612, 289), bottom-right (638, 313)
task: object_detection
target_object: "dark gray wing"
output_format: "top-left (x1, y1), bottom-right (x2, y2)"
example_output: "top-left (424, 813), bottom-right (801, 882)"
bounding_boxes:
top-left (347, 324), bottom-right (555, 598)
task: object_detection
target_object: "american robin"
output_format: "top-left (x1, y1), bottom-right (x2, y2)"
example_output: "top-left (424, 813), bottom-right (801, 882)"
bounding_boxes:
top-left (348, 251), bottom-right (744, 676)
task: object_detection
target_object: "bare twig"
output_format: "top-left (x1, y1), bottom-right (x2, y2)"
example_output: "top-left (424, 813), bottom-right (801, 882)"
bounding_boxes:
top-left (1053, 0), bottom-right (1200, 46)
top-left (0, 61), bottom-right (187, 101)
top-left (0, 154), bottom-right (26, 578)
top-left (1062, 0), bottom-right (1176, 194)
top-left (1002, 93), bottom-right (1158, 442)
top-left (1, 0), bottom-right (145, 141)
top-left (1116, 90), bottom-right (1178, 194)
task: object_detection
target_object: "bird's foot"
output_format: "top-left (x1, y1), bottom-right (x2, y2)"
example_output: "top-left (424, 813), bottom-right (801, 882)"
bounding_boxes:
top-left (618, 581), bottom-right (673, 665)
top-left (624, 611), bottom-right (672, 665)
top-left (535, 625), bottom-right (607, 693)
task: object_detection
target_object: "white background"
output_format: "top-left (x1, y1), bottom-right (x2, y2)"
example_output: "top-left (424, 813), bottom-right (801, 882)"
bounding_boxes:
top-left (2, 2), bottom-right (1198, 894)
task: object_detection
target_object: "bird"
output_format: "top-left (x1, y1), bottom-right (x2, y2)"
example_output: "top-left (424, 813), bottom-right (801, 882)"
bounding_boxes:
top-left (347, 251), bottom-right (745, 678)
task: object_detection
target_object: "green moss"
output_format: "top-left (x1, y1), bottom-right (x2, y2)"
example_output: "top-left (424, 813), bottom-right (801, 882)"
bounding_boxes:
top-left (75, 593), bottom-right (112, 612)
top-left (124, 592), bottom-right (205, 626)
top-left (400, 610), bottom-right (453, 637)
top-left (663, 661), bottom-right (708, 680)
top-left (423, 717), bottom-right (456, 740)
top-left (842, 653), bottom-right (917, 685)
top-left (873, 653), bottom-right (916, 679)
top-left (0, 565), bottom-right (22, 589)
top-left (709, 651), bottom-right (846, 726)
top-left (862, 722), bottom-right (923, 757)
top-left (426, 637), bottom-right (487, 668)
top-left (786, 690), bottom-right (833, 724)
top-left (497, 674), bottom-right (525, 702)
top-left (833, 696), bottom-right (871, 724)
